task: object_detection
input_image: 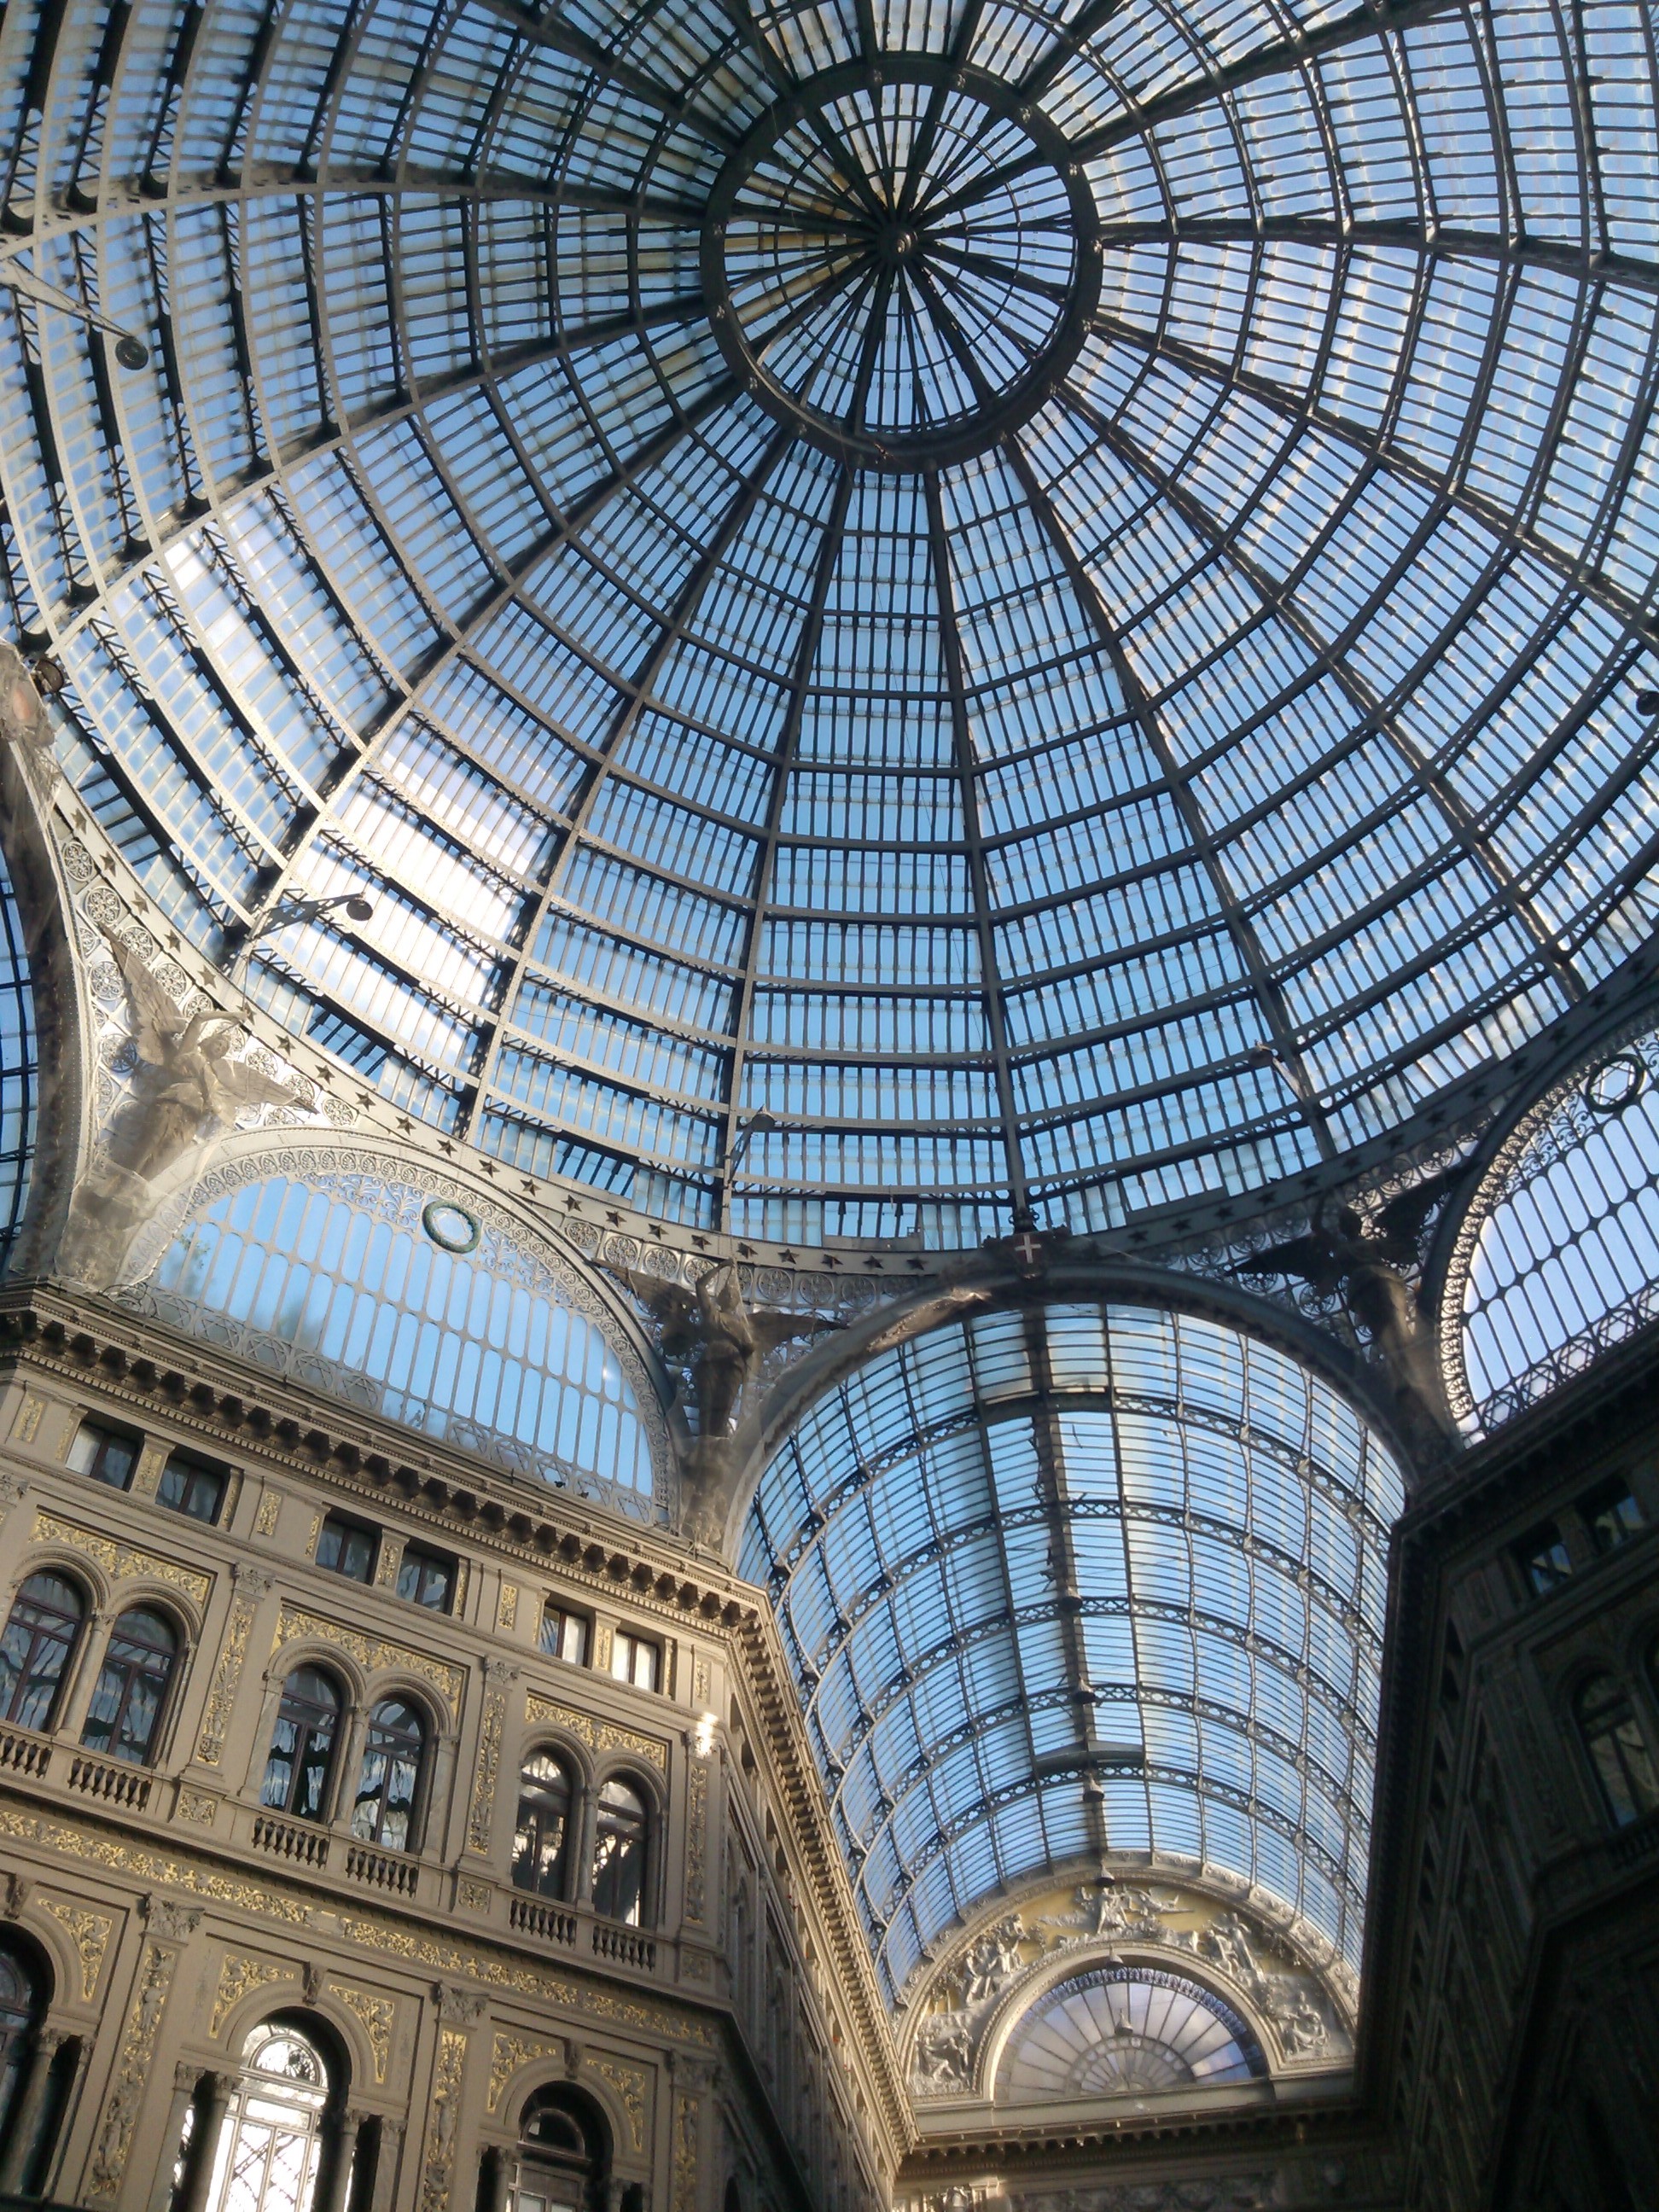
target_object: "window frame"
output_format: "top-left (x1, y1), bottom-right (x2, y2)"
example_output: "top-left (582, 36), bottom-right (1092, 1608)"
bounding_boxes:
top-left (590, 1768), bottom-right (652, 1927)
top-left (67, 1420), bottom-right (141, 1492)
top-left (155, 1451), bottom-right (229, 1526)
top-left (259, 1665), bottom-right (345, 1825)
top-left (610, 1629), bottom-right (661, 1694)
top-left (395, 1543), bottom-right (456, 1614)
top-left (349, 1692), bottom-right (428, 1854)
top-left (540, 1604), bottom-right (591, 1667)
top-left (511, 1744), bottom-right (579, 1901)
top-left (78, 1604), bottom-right (179, 1767)
top-left (0, 1570), bottom-right (85, 1734)
top-left (315, 1515), bottom-right (378, 1585)
top-left (1573, 1669), bottom-right (1659, 1830)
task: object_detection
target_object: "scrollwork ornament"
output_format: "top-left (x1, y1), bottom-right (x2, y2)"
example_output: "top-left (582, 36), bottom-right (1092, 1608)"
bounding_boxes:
top-left (88, 1941), bottom-right (179, 2198)
top-left (40, 1900), bottom-right (112, 2000)
top-left (419, 2025), bottom-right (469, 2212)
top-left (468, 1680), bottom-right (508, 1854)
top-left (330, 1982), bottom-right (396, 2081)
top-left (524, 1693), bottom-right (666, 1771)
top-left (211, 1953), bottom-right (292, 2036)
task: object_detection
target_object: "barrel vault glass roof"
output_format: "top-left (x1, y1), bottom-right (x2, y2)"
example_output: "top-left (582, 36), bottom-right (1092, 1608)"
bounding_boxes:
top-left (742, 1304), bottom-right (1404, 2002)
top-left (4, 0), bottom-right (1659, 1247)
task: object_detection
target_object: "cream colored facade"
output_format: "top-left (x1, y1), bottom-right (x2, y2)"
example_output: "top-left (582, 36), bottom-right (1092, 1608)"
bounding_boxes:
top-left (0, 1287), bottom-right (902, 2211)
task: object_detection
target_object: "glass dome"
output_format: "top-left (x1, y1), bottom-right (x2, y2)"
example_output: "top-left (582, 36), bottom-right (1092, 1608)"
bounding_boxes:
top-left (3, 0), bottom-right (1657, 1245)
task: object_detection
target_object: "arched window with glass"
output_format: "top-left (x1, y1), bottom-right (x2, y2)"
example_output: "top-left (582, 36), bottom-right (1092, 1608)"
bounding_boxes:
top-left (512, 1751), bottom-right (575, 1897)
top-left (511, 2086), bottom-right (608, 2212)
top-left (350, 1698), bottom-right (425, 1853)
top-left (201, 2020), bottom-right (331, 2212)
top-left (590, 1776), bottom-right (649, 1926)
top-left (0, 1944), bottom-right (41, 2145)
top-left (1575, 1673), bottom-right (1659, 1828)
top-left (0, 1574), bottom-right (83, 1733)
top-left (260, 1669), bottom-right (342, 1823)
top-left (79, 1607), bottom-right (177, 1766)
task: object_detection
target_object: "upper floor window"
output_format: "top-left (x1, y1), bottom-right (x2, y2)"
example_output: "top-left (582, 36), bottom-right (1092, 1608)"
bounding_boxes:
top-left (156, 1452), bottom-right (227, 1525)
top-left (1580, 1479), bottom-right (1645, 1556)
top-left (541, 1605), bottom-right (590, 1666)
top-left (1575, 1673), bottom-right (1659, 1828)
top-left (0, 1572), bottom-right (83, 1732)
top-left (611, 1631), bottom-right (660, 1693)
top-left (1516, 1523), bottom-right (1573, 1598)
top-left (80, 1606), bottom-right (176, 1766)
top-left (0, 1944), bottom-right (42, 2144)
top-left (67, 1421), bottom-right (138, 1491)
top-left (261, 1667), bottom-right (341, 1822)
top-left (351, 1697), bottom-right (426, 1853)
top-left (316, 1516), bottom-right (376, 1584)
top-left (396, 1545), bottom-right (454, 1614)
top-left (512, 1751), bottom-right (574, 1898)
top-left (591, 1776), bottom-right (649, 1925)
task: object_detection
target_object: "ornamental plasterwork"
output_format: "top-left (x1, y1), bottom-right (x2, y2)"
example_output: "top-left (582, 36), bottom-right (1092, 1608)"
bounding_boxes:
top-left (524, 1692), bottom-right (668, 1773)
top-left (904, 1871), bottom-right (1351, 2102)
top-left (329, 1982), bottom-right (397, 2081)
top-left (487, 2030), bottom-right (566, 2111)
top-left (271, 1600), bottom-right (465, 1710)
top-left (211, 1952), bottom-right (293, 2036)
top-left (30, 1510), bottom-right (211, 1607)
top-left (588, 2055), bottom-right (649, 2153)
top-left (108, 1141), bottom-right (673, 1526)
top-left (38, 1898), bottom-right (113, 2000)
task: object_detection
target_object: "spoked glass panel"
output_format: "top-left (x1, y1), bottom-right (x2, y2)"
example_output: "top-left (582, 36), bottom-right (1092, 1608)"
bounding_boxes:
top-left (998, 1967), bottom-right (1265, 2101)
top-left (206, 2023), bottom-right (329, 2212)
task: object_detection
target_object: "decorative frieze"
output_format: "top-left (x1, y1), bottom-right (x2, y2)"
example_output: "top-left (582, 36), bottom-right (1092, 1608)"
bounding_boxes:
top-left (31, 1510), bottom-right (210, 1606)
top-left (211, 1952), bottom-right (293, 2036)
top-left (524, 1693), bottom-right (667, 1773)
top-left (271, 1601), bottom-right (465, 1709)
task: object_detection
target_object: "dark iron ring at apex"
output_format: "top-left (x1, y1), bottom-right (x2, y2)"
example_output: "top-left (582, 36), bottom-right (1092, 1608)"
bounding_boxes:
top-left (699, 57), bottom-right (1103, 473)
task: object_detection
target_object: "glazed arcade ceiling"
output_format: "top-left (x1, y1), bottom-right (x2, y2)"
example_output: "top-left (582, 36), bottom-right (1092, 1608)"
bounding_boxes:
top-left (3, 0), bottom-right (1659, 1250)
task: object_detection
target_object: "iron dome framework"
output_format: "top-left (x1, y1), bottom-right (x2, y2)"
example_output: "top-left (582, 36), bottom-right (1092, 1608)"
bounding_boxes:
top-left (742, 1302), bottom-right (1403, 2001)
top-left (3, 0), bottom-right (1659, 1247)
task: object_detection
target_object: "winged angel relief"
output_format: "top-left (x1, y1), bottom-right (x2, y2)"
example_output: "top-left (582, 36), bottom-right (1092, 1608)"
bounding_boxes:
top-left (61, 934), bottom-right (300, 1287)
top-left (1230, 1167), bottom-right (1464, 1452)
top-left (608, 1259), bottom-right (839, 1441)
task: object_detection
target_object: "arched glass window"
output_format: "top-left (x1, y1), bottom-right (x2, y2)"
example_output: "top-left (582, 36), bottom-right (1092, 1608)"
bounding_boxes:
top-left (513, 2087), bottom-right (606, 2212)
top-left (0, 1947), bottom-right (40, 2139)
top-left (1575, 1674), bottom-right (1659, 1829)
top-left (512, 1752), bottom-right (574, 1898)
top-left (80, 1607), bottom-right (177, 1766)
top-left (0, 1573), bottom-right (83, 1732)
top-left (260, 1669), bottom-right (341, 1823)
top-left (996, 1968), bottom-right (1266, 2102)
top-left (591, 1778), bottom-right (649, 1927)
top-left (203, 2021), bottom-right (330, 2212)
top-left (350, 1698), bottom-right (424, 1852)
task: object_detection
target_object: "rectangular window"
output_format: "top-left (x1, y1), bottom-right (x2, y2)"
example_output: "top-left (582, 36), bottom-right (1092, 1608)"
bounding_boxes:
top-left (1516, 1522), bottom-right (1573, 1596)
top-left (67, 1421), bottom-right (140, 1491)
top-left (155, 1453), bottom-right (227, 1525)
top-left (611, 1629), bottom-right (660, 1692)
top-left (317, 1516), bottom-right (377, 1583)
top-left (1580, 1479), bottom-right (1645, 1555)
top-left (397, 1544), bottom-right (455, 1612)
top-left (540, 1604), bottom-right (590, 1665)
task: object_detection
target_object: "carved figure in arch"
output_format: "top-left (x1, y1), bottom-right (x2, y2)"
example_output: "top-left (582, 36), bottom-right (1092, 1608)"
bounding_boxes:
top-left (0, 642), bottom-right (62, 799)
top-left (609, 1258), bottom-right (840, 1437)
top-left (957, 1916), bottom-right (1024, 2004)
top-left (1230, 1167), bottom-right (1465, 1449)
top-left (61, 933), bottom-right (298, 1287)
top-left (1196, 1911), bottom-right (1260, 1991)
top-left (1267, 1982), bottom-right (1329, 2058)
top-left (911, 2011), bottom-right (973, 2093)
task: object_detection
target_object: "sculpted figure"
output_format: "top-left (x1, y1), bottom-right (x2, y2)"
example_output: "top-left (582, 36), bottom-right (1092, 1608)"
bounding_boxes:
top-left (958, 1916), bottom-right (1023, 2003)
top-left (609, 1257), bottom-right (839, 1436)
top-left (912, 2011), bottom-right (973, 2092)
top-left (1270, 1982), bottom-right (1329, 2058)
top-left (61, 934), bottom-right (297, 1287)
top-left (1230, 1167), bottom-right (1464, 1447)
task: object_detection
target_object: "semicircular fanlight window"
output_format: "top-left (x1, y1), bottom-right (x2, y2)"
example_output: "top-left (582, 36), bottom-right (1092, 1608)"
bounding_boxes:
top-left (118, 1167), bottom-right (662, 1519)
top-left (998, 1967), bottom-right (1265, 2101)
top-left (1455, 1027), bottom-right (1659, 1434)
top-left (743, 1302), bottom-right (1402, 2004)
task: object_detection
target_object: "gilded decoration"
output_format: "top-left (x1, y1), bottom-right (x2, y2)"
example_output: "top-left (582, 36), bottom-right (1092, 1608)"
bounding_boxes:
top-left (195, 1584), bottom-right (263, 1766)
top-left (498, 1582), bottom-right (519, 1632)
top-left (672, 2090), bottom-right (698, 2212)
top-left (330, 1982), bottom-right (396, 2081)
top-left (177, 1789), bottom-right (217, 1825)
top-left (468, 1681), bottom-right (508, 1854)
top-left (272, 1602), bottom-right (465, 1708)
top-left (0, 1807), bottom-right (713, 2048)
top-left (684, 1759), bottom-right (708, 1923)
top-left (374, 1536), bottom-right (404, 1588)
top-left (419, 2025), bottom-right (469, 2212)
top-left (31, 1511), bottom-right (211, 1606)
top-left (132, 1442), bottom-right (168, 1498)
top-left (487, 2031), bottom-right (564, 2111)
top-left (39, 1899), bottom-right (112, 2000)
top-left (590, 2057), bottom-right (648, 2152)
top-left (10, 1394), bottom-right (42, 1444)
top-left (524, 1694), bottom-right (667, 1773)
top-left (88, 1941), bottom-right (179, 2199)
top-left (459, 1878), bottom-right (492, 1912)
top-left (253, 1490), bottom-right (282, 1538)
top-left (211, 1953), bottom-right (292, 2036)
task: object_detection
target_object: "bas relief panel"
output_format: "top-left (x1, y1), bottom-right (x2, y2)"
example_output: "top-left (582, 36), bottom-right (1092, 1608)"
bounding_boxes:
top-left (905, 1873), bottom-right (1349, 2102)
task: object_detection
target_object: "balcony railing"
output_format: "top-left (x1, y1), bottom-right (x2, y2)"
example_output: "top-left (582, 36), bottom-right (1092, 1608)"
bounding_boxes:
top-left (252, 1813), bottom-right (330, 1867)
top-left (0, 1726), bottom-right (50, 1779)
top-left (591, 1919), bottom-right (655, 1970)
top-left (509, 1894), bottom-right (579, 1946)
top-left (66, 1752), bottom-right (151, 1808)
top-left (345, 1841), bottom-right (419, 1896)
